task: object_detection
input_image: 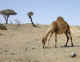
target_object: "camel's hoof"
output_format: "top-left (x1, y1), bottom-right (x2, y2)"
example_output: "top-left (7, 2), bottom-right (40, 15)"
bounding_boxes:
top-left (64, 45), bottom-right (67, 47)
top-left (55, 46), bottom-right (58, 48)
top-left (55, 47), bottom-right (58, 48)
top-left (71, 45), bottom-right (74, 47)
top-left (43, 46), bottom-right (45, 48)
top-left (71, 43), bottom-right (74, 47)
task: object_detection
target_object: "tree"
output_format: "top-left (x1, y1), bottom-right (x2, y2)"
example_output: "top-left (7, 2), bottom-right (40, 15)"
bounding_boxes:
top-left (0, 9), bottom-right (17, 24)
top-left (27, 11), bottom-right (36, 27)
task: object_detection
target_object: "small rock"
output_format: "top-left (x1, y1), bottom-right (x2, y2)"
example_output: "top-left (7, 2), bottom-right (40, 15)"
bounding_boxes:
top-left (71, 52), bottom-right (77, 58)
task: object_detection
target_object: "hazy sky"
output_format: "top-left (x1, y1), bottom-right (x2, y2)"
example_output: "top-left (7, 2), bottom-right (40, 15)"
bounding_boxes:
top-left (0, 0), bottom-right (80, 25)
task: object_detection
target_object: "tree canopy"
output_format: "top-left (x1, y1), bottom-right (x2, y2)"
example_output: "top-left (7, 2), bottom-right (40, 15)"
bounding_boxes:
top-left (27, 11), bottom-right (34, 17)
top-left (0, 9), bottom-right (17, 24)
top-left (0, 9), bottom-right (17, 15)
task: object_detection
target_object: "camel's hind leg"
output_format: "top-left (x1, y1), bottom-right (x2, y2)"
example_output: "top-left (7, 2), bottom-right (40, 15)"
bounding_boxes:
top-left (64, 31), bottom-right (74, 47)
top-left (64, 31), bottom-right (69, 47)
top-left (68, 31), bottom-right (74, 47)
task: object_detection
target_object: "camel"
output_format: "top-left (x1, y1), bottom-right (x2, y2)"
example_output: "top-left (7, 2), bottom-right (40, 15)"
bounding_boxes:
top-left (42, 16), bottom-right (74, 48)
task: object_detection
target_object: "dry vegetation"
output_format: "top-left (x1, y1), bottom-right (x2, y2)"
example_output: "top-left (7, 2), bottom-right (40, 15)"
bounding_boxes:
top-left (0, 24), bottom-right (80, 62)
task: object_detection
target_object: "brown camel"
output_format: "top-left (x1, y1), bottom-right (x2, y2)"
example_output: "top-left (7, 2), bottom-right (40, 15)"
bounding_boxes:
top-left (42, 16), bottom-right (74, 48)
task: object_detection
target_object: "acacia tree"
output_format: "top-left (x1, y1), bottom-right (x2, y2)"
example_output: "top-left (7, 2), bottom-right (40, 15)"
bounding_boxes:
top-left (27, 11), bottom-right (36, 27)
top-left (0, 9), bottom-right (17, 24)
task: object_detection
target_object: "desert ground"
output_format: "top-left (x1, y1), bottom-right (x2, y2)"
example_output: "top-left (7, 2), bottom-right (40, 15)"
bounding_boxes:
top-left (0, 24), bottom-right (80, 62)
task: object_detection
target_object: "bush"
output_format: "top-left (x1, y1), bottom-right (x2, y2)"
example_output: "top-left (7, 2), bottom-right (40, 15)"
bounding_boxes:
top-left (0, 24), bottom-right (7, 30)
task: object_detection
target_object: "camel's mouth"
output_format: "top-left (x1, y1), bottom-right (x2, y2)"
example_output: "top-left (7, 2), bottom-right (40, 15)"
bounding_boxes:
top-left (41, 38), bottom-right (46, 48)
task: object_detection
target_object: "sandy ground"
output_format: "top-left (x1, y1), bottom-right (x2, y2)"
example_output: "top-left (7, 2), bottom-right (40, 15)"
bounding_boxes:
top-left (0, 24), bottom-right (80, 62)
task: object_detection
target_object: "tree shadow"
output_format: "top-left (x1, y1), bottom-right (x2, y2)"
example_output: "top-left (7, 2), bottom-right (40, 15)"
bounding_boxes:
top-left (32, 24), bottom-right (41, 28)
top-left (0, 33), bottom-right (3, 36)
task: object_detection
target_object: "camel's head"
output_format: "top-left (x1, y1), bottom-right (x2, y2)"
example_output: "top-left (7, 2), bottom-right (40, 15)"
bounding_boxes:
top-left (41, 37), bottom-right (46, 48)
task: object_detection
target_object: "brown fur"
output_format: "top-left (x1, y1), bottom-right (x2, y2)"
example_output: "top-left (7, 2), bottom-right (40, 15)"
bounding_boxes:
top-left (42, 16), bottom-right (74, 48)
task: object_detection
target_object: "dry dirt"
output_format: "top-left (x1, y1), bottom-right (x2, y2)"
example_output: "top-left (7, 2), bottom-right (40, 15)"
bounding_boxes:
top-left (0, 24), bottom-right (80, 62)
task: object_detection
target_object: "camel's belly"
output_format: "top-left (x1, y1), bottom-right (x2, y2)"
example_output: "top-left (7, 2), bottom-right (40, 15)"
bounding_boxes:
top-left (56, 27), bottom-right (67, 34)
top-left (56, 30), bottom-right (65, 34)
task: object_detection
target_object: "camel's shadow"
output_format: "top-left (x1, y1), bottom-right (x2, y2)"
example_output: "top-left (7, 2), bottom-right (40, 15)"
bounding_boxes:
top-left (44, 46), bottom-right (52, 49)
top-left (60, 45), bottom-right (80, 48)
top-left (44, 45), bottom-right (80, 49)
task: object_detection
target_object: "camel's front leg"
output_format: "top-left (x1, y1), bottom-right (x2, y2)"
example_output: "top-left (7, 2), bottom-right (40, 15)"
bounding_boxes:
top-left (55, 33), bottom-right (57, 48)
top-left (47, 32), bottom-right (53, 46)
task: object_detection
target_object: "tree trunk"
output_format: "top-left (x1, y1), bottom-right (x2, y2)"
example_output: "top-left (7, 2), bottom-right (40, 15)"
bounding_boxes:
top-left (4, 15), bottom-right (9, 24)
top-left (29, 16), bottom-right (34, 24)
top-left (29, 16), bottom-right (36, 27)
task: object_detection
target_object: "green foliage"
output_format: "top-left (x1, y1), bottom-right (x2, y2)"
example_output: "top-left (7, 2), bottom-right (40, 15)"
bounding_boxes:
top-left (0, 9), bottom-right (17, 15)
top-left (27, 11), bottom-right (34, 16)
